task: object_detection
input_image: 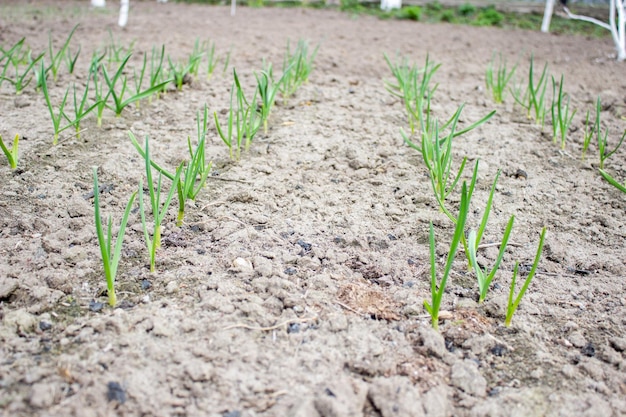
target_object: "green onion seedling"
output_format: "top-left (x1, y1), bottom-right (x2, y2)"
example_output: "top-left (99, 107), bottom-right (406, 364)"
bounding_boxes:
top-left (255, 62), bottom-right (290, 134)
top-left (505, 227), bottom-right (547, 327)
top-left (167, 55), bottom-right (195, 91)
top-left (132, 52), bottom-right (148, 109)
top-left (214, 69), bottom-right (262, 160)
top-left (599, 169), bottom-right (626, 194)
top-left (92, 167), bottom-right (137, 307)
top-left (64, 44), bottom-right (81, 75)
top-left (138, 137), bottom-right (182, 272)
top-left (468, 201), bottom-right (515, 304)
top-left (149, 45), bottom-right (166, 102)
top-left (581, 107), bottom-right (597, 160)
top-left (48, 24), bottom-right (78, 82)
top-left (222, 48), bottom-right (232, 75)
top-left (204, 40), bottom-right (217, 80)
top-left (1, 50), bottom-right (44, 95)
top-left (279, 39), bottom-right (319, 104)
top-left (0, 38), bottom-right (27, 89)
top-left (0, 133), bottom-right (19, 169)
top-left (594, 98), bottom-right (625, 169)
top-left (425, 181), bottom-right (470, 331)
top-left (384, 53), bottom-right (440, 134)
top-left (485, 52), bottom-right (516, 104)
top-left (66, 73), bottom-right (100, 138)
top-left (102, 53), bottom-right (172, 116)
top-left (401, 101), bottom-right (495, 223)
top-left (90, 58), bottom-right (110, 128)
top-left (188, 38), bottom-right (205, 77)
top-left (40, 61), bottom-right (71, 145)
top-left (105, 29), bottom-right (135, 66)
top-left (129, 127), bottom-right (211, 226)
top-left (512, 55), bottom-right (549, 128)
top-left (550, 74), bottom-right (576, 150)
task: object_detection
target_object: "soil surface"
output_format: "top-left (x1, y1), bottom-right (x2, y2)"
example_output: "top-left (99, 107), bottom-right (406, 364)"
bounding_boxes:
top-left (1, 1), bottom-right (625, 416)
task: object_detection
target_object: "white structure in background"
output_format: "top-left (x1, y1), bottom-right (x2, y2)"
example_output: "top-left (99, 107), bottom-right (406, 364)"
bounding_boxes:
top-left (542, 0), bottom-right (625, 61)
top-left (381, 0), bottom-right (402, 12)
top-left (91, 0), bottom-right (168, 27)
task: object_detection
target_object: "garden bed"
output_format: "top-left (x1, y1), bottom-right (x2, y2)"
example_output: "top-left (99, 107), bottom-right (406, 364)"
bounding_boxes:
top-left (0, 1), bottom-right (625, 416)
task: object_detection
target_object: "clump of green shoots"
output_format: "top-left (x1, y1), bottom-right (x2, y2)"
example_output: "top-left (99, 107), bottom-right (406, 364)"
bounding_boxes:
top-left (485, 52), bottom-right (516, 104)
top-left (512, 55), bottom-right (550, 128)
top-left (204, 40), bottom-right (218, 80)
top-left (425, 182), bottom-right (470, 331)
top-left (40, 62), bottom-right (71, 144)
top-left (505, 227), bottom-right (547, 327)
top-left (592, 98), bottom-right (626, 170)
top-left (0, 133), bottom-right (19, 169)
top-left (1, 38), bottom-right (28, 89)
top-left (105, 29), bottom-right (135, 66)
top-left (67, 73), bottom-right (100, 138)
top-left (384, 53), bottom-right (440, 134)
top-left (255, 61), bottom-right (290, 134)
top-left (64, 44), bottom-right (81, 75)
top-left (0, 39), bottom-right (44, 95)
top-left (48, 24), bottom-right (78, 82)
top-left (138, 136), bottom-right (182, 272)
top-left (465, 170), bottom-right (517, 303)
top-left (214, 69), bottom-right (262, 160)
top-left (279, 39), bottom-right (319, 104)
top-left (188, 38), bottom-right (205, 77)
top-left (102, 53), bottom-right (171, 117)
top-left (401, 99), bottom-right (495, 224)
top-left (92, 167), bottom-right (137, 307)
top-left (581, 105), bottom-right (597, 160)
top-left (129, 107), bottom-right (212, 227)
top-left (148, 45), bottom-right (167, 102)
top-left (168, 55), bottom-right (195, 91)
top-left (550, 74), bottom-right (576, 150)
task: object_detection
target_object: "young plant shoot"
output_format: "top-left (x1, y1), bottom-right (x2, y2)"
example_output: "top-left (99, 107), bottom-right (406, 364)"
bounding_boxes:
top-left (0, 133), bottom-right (19, 169)
top-left (129, 126), bottom-right (211, 226)
top-left (512, 56), bottom-right (549, 128)
top-left (40, 62), bottom-right (71, 145)
top-left (48, 24), bottom-right (78, 82)
top-left (138, 136), bottom-right (182, 272)
top-left (550, 74), bottom-right (576, 149)
top-left (384, 53), bottom-right (440, 134)
top-left (594, 98), bottom-right (626, 169)
top-left (103, 53), bottom-right (172, 116)
top-left (599, 169), bottom-right (626, 194)
top-left (255, 62), bottom-right (291, 134)
top-left (214, 69), bottom-right (261, 160)
top-left (93, 167), bottom-right (137, 307)
top-left (485, 52), bottom-right (517, 104)
top-left (505, 227), bottom-right (547, 327)
top-left (279, 39), bottom-right (319, 104)
top-left (1, 49), bottom-right (44, 95)
top-left (425, 182), bottom-right (470, 331)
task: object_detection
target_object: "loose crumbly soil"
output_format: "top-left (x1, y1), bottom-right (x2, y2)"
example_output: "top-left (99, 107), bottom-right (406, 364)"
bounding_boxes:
top-left (1, 2), bottom-right (625, 416)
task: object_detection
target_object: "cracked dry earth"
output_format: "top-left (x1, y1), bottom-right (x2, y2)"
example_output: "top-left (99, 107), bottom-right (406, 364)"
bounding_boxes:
top-left (1, 1), bottom-right (625, 416)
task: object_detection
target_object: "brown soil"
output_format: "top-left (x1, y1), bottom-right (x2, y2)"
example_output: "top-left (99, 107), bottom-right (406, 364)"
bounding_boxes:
top-left (1, 1), bottom-right (625, 416)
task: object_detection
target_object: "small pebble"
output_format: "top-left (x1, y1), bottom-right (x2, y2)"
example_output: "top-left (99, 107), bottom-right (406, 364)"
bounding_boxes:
top-left (582, 343), bottom-right (596, 357)
top-left (141, 279), bottom-right (152, 290)
top-left (284, 267), bottom-right (298, 275)
top-left (296, 239), bottom-right (312, 253)
top-left (287, 323), bottom-right (301, 334)
top-left (106, 381), bottom-right (126, 404)
top-left (89, 300), bottom-right (104, 313)
top-left (165, 281), bottom-right (178, 294)
top-left (490, 344), bottom-right (507, 357)
top-left (39, 321), bottom-right (52, 331)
